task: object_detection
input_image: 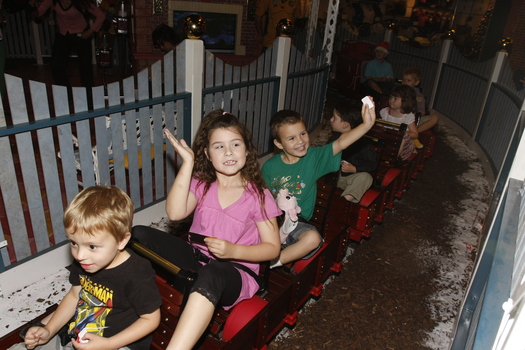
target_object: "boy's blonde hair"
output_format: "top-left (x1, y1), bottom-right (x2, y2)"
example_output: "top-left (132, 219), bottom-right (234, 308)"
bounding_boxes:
top-left (403, 67), bottom-right (422, 82)
top-left (64, 186), bottom-right (134, 241)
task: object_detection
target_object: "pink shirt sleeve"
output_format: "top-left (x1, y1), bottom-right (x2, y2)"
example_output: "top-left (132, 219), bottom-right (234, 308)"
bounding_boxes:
top-left (36, 0), bottom-right (53, 17)
top-left (88, 3), bottom-right (106, 33)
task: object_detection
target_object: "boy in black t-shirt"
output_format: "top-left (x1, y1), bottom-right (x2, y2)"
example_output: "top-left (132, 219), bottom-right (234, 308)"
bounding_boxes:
top-left (328, 100), bottom-right (377, 203)
top-left (11, 186), bottom-right (161, 350)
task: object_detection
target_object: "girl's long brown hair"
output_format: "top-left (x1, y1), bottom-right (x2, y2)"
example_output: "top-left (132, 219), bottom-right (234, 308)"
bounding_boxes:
top-left (191, 110), bottom-right (269, 215)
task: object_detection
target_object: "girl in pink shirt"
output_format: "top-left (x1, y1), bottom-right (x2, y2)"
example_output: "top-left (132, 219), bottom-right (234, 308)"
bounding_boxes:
top-left (132, 110), bottom-right (281, 349)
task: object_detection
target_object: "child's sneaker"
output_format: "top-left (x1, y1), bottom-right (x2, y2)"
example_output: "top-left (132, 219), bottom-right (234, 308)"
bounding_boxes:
top-left (412, 139), bottom-right (424, 149)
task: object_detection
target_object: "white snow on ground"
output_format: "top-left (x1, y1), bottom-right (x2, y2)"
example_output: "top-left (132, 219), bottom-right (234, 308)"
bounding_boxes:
top-left (0, 269), bottom-right (69, 337)
top-left (419, 125), bottom-right (490, 349)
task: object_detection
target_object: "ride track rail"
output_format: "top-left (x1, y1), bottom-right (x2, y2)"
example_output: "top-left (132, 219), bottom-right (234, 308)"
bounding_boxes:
top-left (0, 120), bottom-right (436, 350)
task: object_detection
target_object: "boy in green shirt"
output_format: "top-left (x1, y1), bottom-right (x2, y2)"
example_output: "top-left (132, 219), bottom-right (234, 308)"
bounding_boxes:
top-left (262, 104), bottom-right (375, 268)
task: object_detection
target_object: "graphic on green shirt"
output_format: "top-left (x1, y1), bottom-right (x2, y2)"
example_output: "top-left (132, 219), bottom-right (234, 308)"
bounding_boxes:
top-left (263, 143), bottom-right (341, 221)
top-left (269, 174), bottom-right (306, 198)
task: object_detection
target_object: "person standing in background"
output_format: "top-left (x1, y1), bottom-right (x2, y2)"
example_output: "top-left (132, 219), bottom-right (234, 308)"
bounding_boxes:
top-left (30, 0), bottom-right (105, 94)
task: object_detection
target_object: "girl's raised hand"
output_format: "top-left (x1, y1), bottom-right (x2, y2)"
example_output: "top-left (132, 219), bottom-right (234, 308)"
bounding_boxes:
top-left (164, 129), bottom-right (194, 163)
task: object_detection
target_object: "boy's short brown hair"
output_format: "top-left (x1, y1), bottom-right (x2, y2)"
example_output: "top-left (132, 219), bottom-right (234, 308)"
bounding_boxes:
top-left (270, 109), bottom-right (305, 141)
top-left (403, 67), bottom-right (422, 82)
top-left (64, 186), bottom-right (134, 241)
top-left (334, 99), bottom-right (363, 129)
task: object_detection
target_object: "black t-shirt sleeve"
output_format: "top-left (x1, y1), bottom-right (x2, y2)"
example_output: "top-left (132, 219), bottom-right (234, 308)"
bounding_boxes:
top-left (125, 255), bottom-right (162, 316)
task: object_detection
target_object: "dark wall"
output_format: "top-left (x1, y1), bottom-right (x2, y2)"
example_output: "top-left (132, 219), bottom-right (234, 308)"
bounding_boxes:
top-left (504, 0), bottom-right (525, 71)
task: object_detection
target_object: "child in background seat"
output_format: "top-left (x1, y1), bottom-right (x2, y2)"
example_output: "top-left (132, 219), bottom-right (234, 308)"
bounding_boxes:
top-left (402, 67), bottom-right (440, 149)
top-left (328, 99), bottom-right (377, 203)
top-left (363, 42), bottom-right (395, 96)
top-left (379, 84), bottom-right (418, 161)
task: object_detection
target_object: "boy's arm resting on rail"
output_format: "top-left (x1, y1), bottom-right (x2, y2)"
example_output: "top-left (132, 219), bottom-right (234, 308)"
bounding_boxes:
top-left (24, 286), bottom-right (81, 349)
top-left (205, 217), bottom-right (281, 262)
top-left (165, 130), bottom-right (198, 220)
top-left (78, 309), bottom-right (161, 350)
top-left (332, 104), bottom-right (376, 155)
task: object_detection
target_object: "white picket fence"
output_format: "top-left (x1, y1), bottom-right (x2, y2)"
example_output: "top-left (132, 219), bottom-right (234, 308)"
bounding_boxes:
top-left (0, 52), bottom-right (185, 268)
top-left (0, 37), bottom-right (329, 269)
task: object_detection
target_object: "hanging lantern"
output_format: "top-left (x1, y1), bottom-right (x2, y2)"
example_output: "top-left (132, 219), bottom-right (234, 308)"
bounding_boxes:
top-left (499, 37), bottom-right (513, 52)
top-left (276, 18), bottom-right (295, 37)
top-left (183, 14), bottom-right (207, 39)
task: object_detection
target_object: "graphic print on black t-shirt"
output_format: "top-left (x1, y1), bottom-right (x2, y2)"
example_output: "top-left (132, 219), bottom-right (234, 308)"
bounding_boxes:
top-left (68, 275), bottom-right (113, 339)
